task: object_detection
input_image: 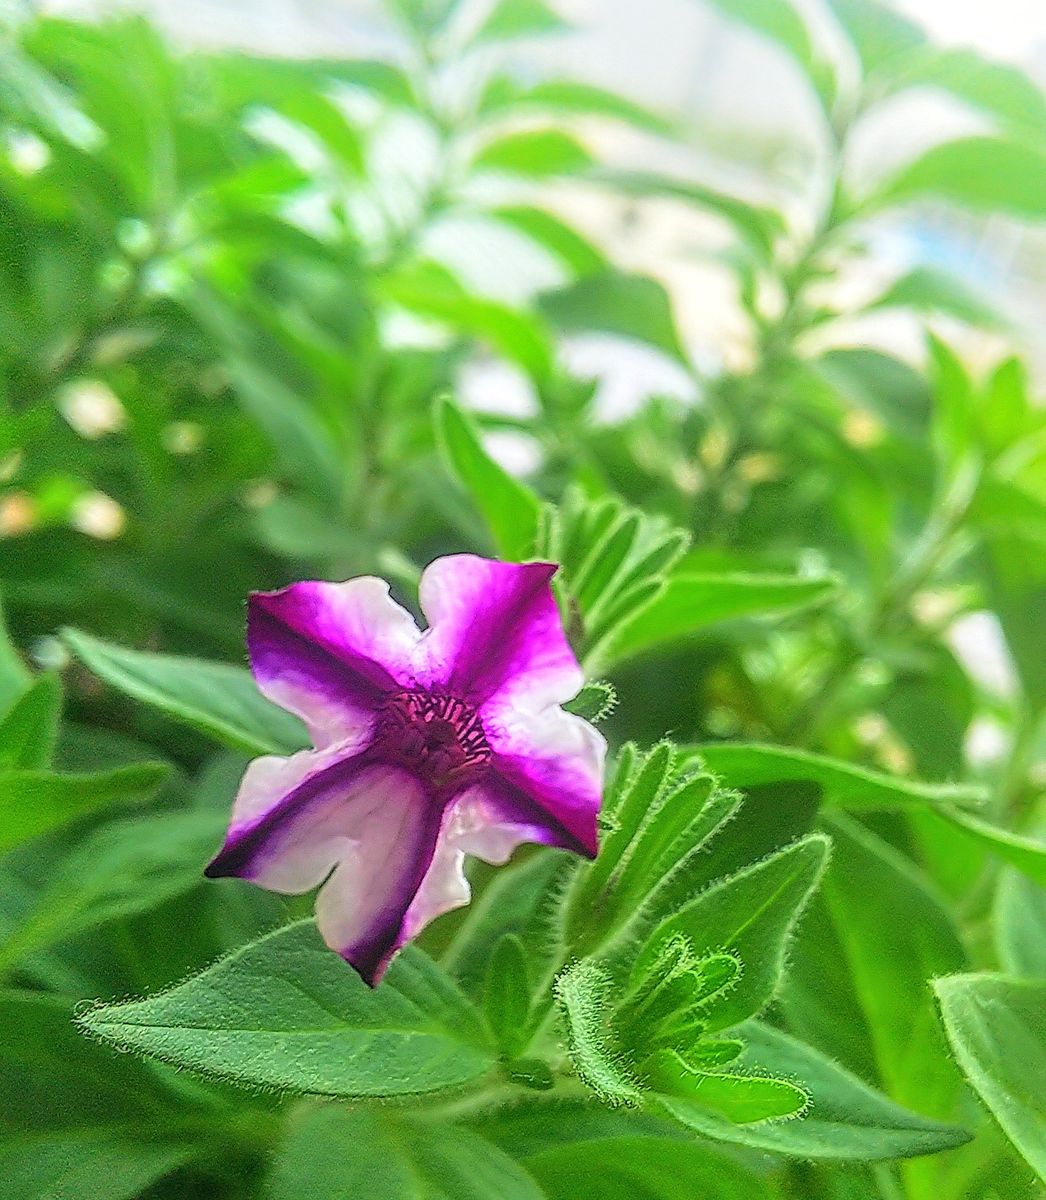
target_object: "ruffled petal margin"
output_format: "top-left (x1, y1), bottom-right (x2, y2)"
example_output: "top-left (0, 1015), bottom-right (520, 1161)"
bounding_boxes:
top-left (416, 556), bottom-right (583, 713)
top-left (481, 701), bottom-right (605, 857)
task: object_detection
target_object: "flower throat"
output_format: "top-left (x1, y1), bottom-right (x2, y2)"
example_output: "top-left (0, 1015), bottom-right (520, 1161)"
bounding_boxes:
top-left (378, 690), bottom-right (491, 791)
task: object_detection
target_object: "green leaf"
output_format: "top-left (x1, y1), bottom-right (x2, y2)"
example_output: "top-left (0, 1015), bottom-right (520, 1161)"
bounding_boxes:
top-left (382, 264), bottom-right (555, 380)
top-left (866, 267), bottom-right (1005, 330)
top-left (555, 959), bottom-right (643, 1105)
top-left (877, 137), bottom-right (1046, 219)
top-left (657, 1022), bottom-right (969, 1160)
top-left (442, 850), bottom-right (568, 999)
top-left (503, 80), bottom-right (675, 135)
top-left (582, 768), bottom-right (736, 941)
top-left (697, 0), bottom-right (833, 106)
top-left (0, 1132), bottom-right (195, 1200)
top-left (226, 358), bottom-right (345, 497)
top-left (571, 742), bottom-right (677, 930)
top-left (264, 1106), bottom-right (544, 1200)
top-left (539, 271), bottom-right (689, 365)
top-left (0, 1132), bottom-right (191, 1200)
top-left (0, 596), bottom-right (31, 716)
top-left (0, 990), bottom-right (199, 1196)
top-left (0, 672), bottom-right (61, 770)
top-left (634, 835), bottom-right (829, 1030)
top-left (483, 934), bottom-right (533, 1057)
top-left (490, 205), bottom-right (607, 275)
top-left (825, 0), bottom-right (924, 79)
top-left (0, 40), bottom-right (101, 150)
top-left (698, 743), bottom-right (1044, 884)
top-left (274, 90), bottom-right (365, 175)
top-left (935, 974), bottom-right (1046, 1180)
top-left (924, 807), bottom-right (1046, 888)
top-left (821, 817), bottom-right (966, 1143)
top-left (524, 1134), bottom-right (777, 1200)
top-left (985, 542), bottom-right (1046, 714)
top-left (645, 1048), bottom-right (807, 1122)
top-left (471, 0), bottom-right (569, 43)
top-left (891, 47), bottom-right (1046, 142)
top-left (387, 0), bottom-right (457, 36)
top-left (0, 810), bottom-right (226, 972)
top-left (79, 920), bottom-right (496, 1098)
top-left (434, 399), bottom-right (541, 559)
top-left (593, 169), bottom-right (784, 260)
top-left (0, 763), bottom-right (170, 853)
top-left (995, 865), bottom-right (1046, 979)
top-left (692, 741), bottom-right (985, 811)
top-left (698, 0), bottom-right (816, 75)
top-left (604, 573), bottom-right (838, 668)
top-left (62, 627), bottom-right (308, 756)
top-left (472, 128), bottom-right (593, 177)
top-left (778, 893), bottom-right (879, 1083)
top-left (563, 681), bottom-right (617, 723)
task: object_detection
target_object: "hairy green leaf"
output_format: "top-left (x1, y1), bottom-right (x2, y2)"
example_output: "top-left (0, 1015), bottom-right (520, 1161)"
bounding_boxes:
top-left (658, 1022), bottom-right (969, 1159)
top-left (556, 959), bottom-right (643, 1105)
top-left (645, 1048), bottom-right (807, 1123)
top-left (935, 974), bottom-right (1046, 1180)
top-left (79, 920), bottom-right (495, 1097)
top-left (635, 835), bottom-right (829, 1030)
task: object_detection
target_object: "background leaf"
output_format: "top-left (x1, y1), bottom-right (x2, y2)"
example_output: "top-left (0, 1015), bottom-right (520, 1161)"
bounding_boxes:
top-left (877, 137), bottom-right (1046, 218)
top-left (0, 763), bottom-right (169, 852)
top-left (264, 1106), bottom-right (544, 1200)
top-left (63, 628), bottom-right (308, 756)
top-left (435, 399), bottom-right (541, 559)
top-left (934, 974), bottom-right (1046, 1181)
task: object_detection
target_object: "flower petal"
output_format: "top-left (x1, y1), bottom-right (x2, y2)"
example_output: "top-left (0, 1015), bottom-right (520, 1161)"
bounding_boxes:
top-left (395, 782), bottom-right (564, 962)
top-left (249, 578), bottom-right (421, 746)
top-left (482, 702), bottom-right (606, 857)
top-left (204, 731), bottom-right (375, 887)
top-left (207, 744), bottom-right (444, 986)
top-left (313, 768), bottom-right (442, 985)
top-left (416, 555), bottom-right (583, 711)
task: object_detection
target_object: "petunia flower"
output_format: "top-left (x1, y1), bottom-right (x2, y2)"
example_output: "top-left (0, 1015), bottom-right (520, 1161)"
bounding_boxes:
top-left (206, 555), bottom-right (605, 985)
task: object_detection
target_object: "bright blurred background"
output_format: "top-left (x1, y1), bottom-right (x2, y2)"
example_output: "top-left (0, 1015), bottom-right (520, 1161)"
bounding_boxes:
top-left (2, 1), bottom-right (1046, 1195)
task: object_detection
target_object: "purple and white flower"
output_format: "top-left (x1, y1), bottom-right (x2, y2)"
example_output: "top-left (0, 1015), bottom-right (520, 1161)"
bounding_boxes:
top-left (206, 555), bottom-right (605, 985)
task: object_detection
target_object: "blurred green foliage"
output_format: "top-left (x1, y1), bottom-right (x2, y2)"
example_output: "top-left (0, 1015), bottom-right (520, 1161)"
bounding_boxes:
top-left (1, 0), bottom-right (1045, 1197)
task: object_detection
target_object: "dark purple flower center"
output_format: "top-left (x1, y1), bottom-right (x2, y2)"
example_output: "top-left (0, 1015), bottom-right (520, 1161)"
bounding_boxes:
top-left (377, 690), bottom-right (491, 792)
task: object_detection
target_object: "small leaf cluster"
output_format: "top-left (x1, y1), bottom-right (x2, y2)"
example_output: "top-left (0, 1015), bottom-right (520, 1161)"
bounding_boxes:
top-left (553, 744), bottom-right (821, 1126)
